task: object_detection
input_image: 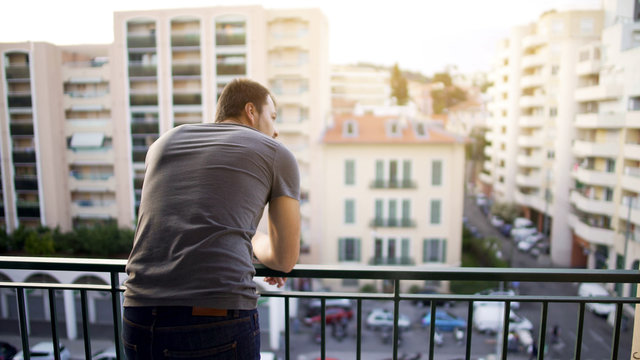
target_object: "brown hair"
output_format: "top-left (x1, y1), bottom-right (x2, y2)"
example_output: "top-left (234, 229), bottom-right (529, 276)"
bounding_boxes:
top-left (215, 78), bottom-right (275, 123)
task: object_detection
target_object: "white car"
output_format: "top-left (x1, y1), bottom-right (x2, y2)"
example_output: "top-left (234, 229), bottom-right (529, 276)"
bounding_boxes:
top-left (474, 289), bottom-right (520, 309)
top-left (14, 342), bottom-right (71, 360)
top-left (513, 217), bottom-right (533, 228)
top-left (490, 215), bottom-right (505, 227)
top-left (517, 233), bottom-right (545, 252)
top-left (366, 308), bottom-right (411, 330)
top-left (578, 283), bottom-right (616, 317)
top-left (511, 227), bottom-right (538, 243)
top-left (476, 194), bottom-right (488, 206)
top-left (473, 306), bottom-right (532, 333)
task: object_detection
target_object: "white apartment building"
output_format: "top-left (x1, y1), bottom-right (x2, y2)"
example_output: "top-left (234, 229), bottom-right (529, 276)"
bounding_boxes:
top-left (482, 9), bottom-right (605, 267)
top-left (330, 64), bottom-right (391, 114)
top-left (0, 6), bottom-right (330, 251)
top-left (321, 114), bottom-right (466, 292)
top-left (483, 1), bottom-right (640, 275)
top-left (568, 0), bottom-right (640, 294)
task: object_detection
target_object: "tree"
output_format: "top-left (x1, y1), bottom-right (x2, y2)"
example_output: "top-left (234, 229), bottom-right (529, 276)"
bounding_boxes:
top-left (432, 72), bottom-right (452, 87)
top-left (430, 71), bottom-right (467, 114)
top-left (390, 63), bottom-right (409, 105)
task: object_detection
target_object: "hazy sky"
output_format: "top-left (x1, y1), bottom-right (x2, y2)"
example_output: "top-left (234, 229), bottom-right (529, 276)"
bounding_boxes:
top-left (0, 0), bottom-right (601, 75)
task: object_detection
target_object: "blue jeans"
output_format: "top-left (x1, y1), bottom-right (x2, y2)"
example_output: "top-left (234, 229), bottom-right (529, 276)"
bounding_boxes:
top-left (123, 307), bottom-right (260, 359)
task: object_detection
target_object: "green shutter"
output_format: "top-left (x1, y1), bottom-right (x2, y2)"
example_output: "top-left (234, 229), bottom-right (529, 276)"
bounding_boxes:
top-left (355, 238), bottom-right (361, 262)
top-left (422, 239), bottom-right (428, 262)
top-left (376, 160), bottom-right (384, 181)
top-left (345, 199), bottom-right (355, 224)
top-left (338, 238), bottom-right (345, 261)
top-left (441, 239), bottom-right (447, 263)
top-left (401, 238), bottom-right (410, 259)
top-left (432, 160), bottom-right (442, 186)
top-left (345, 160), bottom-right (355, 185)
top-left (403, 160), bottom-right (411, 186)
top-left (430, 199), bottom-right (441, 224)
top-left (402, 199), bottom-right (410, 223)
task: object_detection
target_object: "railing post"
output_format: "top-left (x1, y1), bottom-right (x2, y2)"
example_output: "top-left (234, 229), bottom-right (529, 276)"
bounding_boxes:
top-left (632, 303), bottom-right (640, 360)
top-left (392, 279), bottom-right (400, 360)
top-left (110, 272), bottom-right (123, 360)
top-left (48, 289), bottom-right (61, 360)
top-left (356, 298), bottom-right (362, 360)
top-left (17, 288), bottom-right (30, 360)
top-left (80, 290), bottom-right (92, 360)
top-left (611, 303), bottom-right (623, 360)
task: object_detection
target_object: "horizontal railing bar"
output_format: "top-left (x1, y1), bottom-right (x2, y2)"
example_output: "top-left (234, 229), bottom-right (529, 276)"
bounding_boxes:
top-left (0, 282), bottom-right (114, 291)
top-left (261, 291), bottom-right (640, 304)
top-left (2, 257), bottom-right (639, 283)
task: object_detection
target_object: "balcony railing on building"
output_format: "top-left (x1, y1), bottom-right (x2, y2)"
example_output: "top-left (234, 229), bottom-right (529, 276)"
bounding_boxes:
top-left (370, 179), bottom-right (416, 189)
top-left (0, 257), bottom-right (638, 360)
top-left (370, 217), bottom-right (416, 228)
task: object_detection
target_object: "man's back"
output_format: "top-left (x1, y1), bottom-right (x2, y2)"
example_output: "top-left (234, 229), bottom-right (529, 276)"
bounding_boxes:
top-left (124, 122), bottom-right (299, 309)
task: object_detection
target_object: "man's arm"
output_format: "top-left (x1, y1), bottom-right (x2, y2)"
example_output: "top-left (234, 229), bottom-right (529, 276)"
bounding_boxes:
top-left (252, 196), bottom-right (300, 273)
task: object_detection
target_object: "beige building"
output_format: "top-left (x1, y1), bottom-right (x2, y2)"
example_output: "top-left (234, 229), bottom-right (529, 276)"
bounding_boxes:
top-left (320, 114), bottom-right (466, 291)
top-left (482, 9), bottom-right (605, 267)
top-left (0, 6), bottom-right (330, 244)
top-left (330, 64), bottom-right (391, 114)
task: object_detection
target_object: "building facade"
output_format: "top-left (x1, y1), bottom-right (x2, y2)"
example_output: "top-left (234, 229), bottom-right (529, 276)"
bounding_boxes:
top-left (0, 6), bottom-right (330, 252)
top-left (321, 114), bottom-right (466, 291)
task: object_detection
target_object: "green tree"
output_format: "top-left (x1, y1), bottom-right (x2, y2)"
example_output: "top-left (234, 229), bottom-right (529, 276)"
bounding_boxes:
top-left (432, 72), bottom-right (452, 87)
top-left (491, 202), bottom-right (521, 224)
top-left (390, 63), bottom-right (409, 105)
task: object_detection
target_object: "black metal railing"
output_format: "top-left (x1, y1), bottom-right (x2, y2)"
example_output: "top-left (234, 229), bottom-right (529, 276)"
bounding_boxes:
top-left (0, 257), bottom-right (638, 360)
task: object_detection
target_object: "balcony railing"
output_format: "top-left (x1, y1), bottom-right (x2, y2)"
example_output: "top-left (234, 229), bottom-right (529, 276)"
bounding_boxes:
top-left (370, 179), bottom-right (417, 189)
top-left (369, 218), bottom-right (417, 228)
top-left (0, 257), bottom-right (639, 360)
top-left (368, 256), bottom-right (415, 266)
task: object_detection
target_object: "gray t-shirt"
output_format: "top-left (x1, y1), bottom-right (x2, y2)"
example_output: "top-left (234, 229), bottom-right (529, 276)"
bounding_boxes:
top-left (123, 123), bottom-right (300, 309)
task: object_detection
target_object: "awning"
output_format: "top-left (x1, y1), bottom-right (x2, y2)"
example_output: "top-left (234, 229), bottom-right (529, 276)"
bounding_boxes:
top-left (70, 132), bottom-right (104, 148)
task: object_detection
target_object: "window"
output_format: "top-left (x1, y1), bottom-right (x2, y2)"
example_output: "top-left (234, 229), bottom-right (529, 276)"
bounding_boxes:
top-left (401, 238), bottom-right (410, 260)
top-left (387, 120), bottom-right (402, 137)
top-left (389, 160), bottom-right (398, 187)
top-left (345, 159), bottom-right (355, 185)
top-left (549, 107), bottom-right (557, 117)
top-left (338, 237), bottom-right (360, 262)
top-left (432, 160), bottom-right (443, 186)
top-left (70, 132), bottom-right (105, 149)
top-left (375, 199), bottom-right (383, 224)
top-left (375, 160), bottom-right (384, 183)
top-left (344, 199), bottom-right (355, 224)
top-left (423, 238), bottom-right (447, 263)
top-left (605, 188), bottom-right (614, 202)
top-left (402, 199), bottom-right (411, 226)
top-left (388, 199), bottom-right (397, 226)
top-left (551, 65), bottom-right (559, 75)
top-left (403, 160), bottom-right (412, 186)
top-left (606, 159), bottom-right (615, 173)
top-left (430, 199), bottom-right (442, 224)
top-left (629, 96), bottom-right (640, 111)
top-left (343, 120), bottom-right (358, 137)
top-left (580, 18), bottom-right (594, 34)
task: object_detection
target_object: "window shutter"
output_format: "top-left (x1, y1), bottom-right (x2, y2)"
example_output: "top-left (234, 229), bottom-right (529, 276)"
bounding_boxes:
top-left (376, 160), bottom-right (384, 181)
top-left (441, 239), bottom-right (447, 263)
top-left (432, 160), bottom-right (442, 186)
top-left (401, 238), bottom-right (410, 259)
top-left (422, 239), bottom-right (428, 262)
top-left (338, 238), bottom-right (345, 261)
top-left (345, 160), bottom-right (355, 185)
top-left (355, 238), bottom-right (361, 262)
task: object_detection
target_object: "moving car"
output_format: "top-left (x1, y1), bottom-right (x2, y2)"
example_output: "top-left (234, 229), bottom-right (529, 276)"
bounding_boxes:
top-left (14, 342), bottom-right (70, 360)
top-left (421, 310), bottom-right (467, 331)
top-left (473, 306), bottom-right (532, 334)
top-left (578, 283), bottom-right (616, 317)
top-left (366, 308), bottom-right (411, 330)
top-left (304, 307), bottom-right (353, 325)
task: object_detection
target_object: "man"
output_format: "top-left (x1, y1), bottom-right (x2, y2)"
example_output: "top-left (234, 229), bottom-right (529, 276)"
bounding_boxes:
top-left (122, 78), bottom-right (300, 359)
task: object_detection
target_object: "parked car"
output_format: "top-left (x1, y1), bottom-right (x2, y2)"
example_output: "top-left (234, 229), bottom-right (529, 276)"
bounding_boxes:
top-left (306, 298), bottom-right (352, 317)
top-left (14, 342), bottom-right (70, 360)
top-left (474, 289), bottom-right (520, 309)
top-left (513, 217), bottom-right (534, 228)
top-left (92, 345), bottom-right (117, 360)
top-left (421, 310), bottom-right (467, 331)
top-left (476, 194), bottom-right (488, 206)
top-left (0, 342), bottom-right (17, 360)
top-left (511, 227), bottom-right (538, 243)
top-left (499, 223), bottom-right (513, 237)
top-left (530, 240), bottom-right (550, 258)
top-left (578, 283), bottom-right (616, 317)
top-left (304, 307), bottom-right (353, 326)
top-left (366, 308), bottom-right (411, 330)
top-left (517, 233), bottom-right (545, 252)
top-left (473, 306), bottom-right (532, 334)
top-left (490, 215), bottom-right (505, 228)
top-left (411, 288), bottom-right (454, 307)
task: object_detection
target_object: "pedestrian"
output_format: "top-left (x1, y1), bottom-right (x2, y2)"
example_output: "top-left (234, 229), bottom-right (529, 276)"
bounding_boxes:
top-left (529, 342), bottom-right (538, 360)
top-left (122, 78), bottom-right (301, 359)
top-left (551, 324), bottom-right (560, 344)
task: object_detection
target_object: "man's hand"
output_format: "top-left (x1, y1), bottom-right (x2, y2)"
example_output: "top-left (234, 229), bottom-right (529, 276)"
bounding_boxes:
top-left (264, 277), bottom-right (287, 288)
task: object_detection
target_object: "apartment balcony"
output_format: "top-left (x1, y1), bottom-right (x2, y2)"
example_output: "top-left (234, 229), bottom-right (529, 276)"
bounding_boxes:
top-left (269, 63), bottom-right (309, 77)
top-left (71, 200), bottom-right (117, 219)
top-left (368, 256), bottom-right (415, 266)
top-left (574, 112), bottom-right (624, 129)
top-left (369, 179), bottom-right (417, 189)
top-left (172, 61), bottom-right (201, 77)
top-left (484, 131), bottom-right (495, 143)
top-left (4, 65), bottom-right (30, 80)
top-left (275, 92), bottom-right (310, 107)
top-left (572, 167), bottom-right (617, 187)
top-left (65, 119), bottom-right (112, 137)
top-left (63, 93), bottom-right (110, 111)
top-left (521, 54), bottom-right (545, 70)
top-left (68, 173), bottom-right (116, 192)
top-left (14, 176), bottom-right (38, 191)
top-left (576, 58), bottom-right (601, 76)
top-left (518, 116), bottom-right (544, 128)
top-left (618, 197), bottom-right (640, 227)
top-left (171, 33), bottom-right (200, 48)
top-left (1, 257), bottom-right (637, 360)
top-left (514, 191), bottom-right (546, 212)
top-left (66, 148), bottom-right (115, 164)
top-left (570, 190), bottom-right (615, 216)
top-left (128, 63), bottom-right (158, 78)
top-left (369, 217), bottom-right (416, 228)
top-left (573, 140), bottom-right (619, 158)
top-left (127, 34), bottom-right (156, 49)
top-left (483, 160), bottom-right (493, 172)
top-left (16, 203), bottom-right (40, 218)
top-left (9, 122), bottom-right (34, 136)
top-left (515, 173), bottom-right (542, 188)
top-left (516, 134), bottom-right (543, 148)
top-left (215, 33), bottom-right (246, 47)
top-left (519, 95), bottom-right (546, 108)
top-left (12, 150), bottom-right (36, 164)
top-left (520, 74), bottom-right (545, 88)
top-left (626, 111), bottom-right (640, 128)
top-left (269, 34), bottom-right (309, 51)
top-left (493, 181), bottom-right (506, 195)
top-left (621, 168), bottom-right (640, 191)
top-left (276, 120), bottom-right (310, 135)
top-left (62, 63), bottom-right (110, 84)
top-left (173, 93), bottom-right (202, 106)
top-left (484, 146), bottom-right (494, 157)
top-left (479, 172), bottom-right (492, 184)
top-left (567, 212), bottom-right (615, 246)
top-left (623, 143), bottom-right (640, 161)
top-left (522, 33), bottom-right (546, 50)
top-left (575, 84), bottom-right (623, 102)
top-left (516, 153), bottom-right (543, 168)
top-left (7, 93), bottom-right (32, 108)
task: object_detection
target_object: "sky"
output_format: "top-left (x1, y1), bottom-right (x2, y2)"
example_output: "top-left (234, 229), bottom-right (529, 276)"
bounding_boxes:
top-left (0, 0), bottom-right (601, 76)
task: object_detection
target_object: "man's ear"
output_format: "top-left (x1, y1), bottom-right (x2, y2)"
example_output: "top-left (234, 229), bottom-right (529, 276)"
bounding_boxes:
top-left (244, 102), bottom-right (257, 126)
